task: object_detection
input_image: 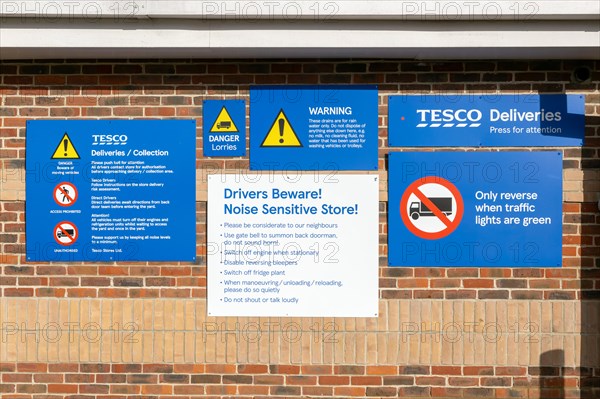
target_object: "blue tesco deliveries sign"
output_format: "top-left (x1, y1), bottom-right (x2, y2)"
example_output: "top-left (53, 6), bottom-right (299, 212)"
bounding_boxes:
top-left (389, 94), bottom-right (584, 147)
top-left (203, 100), bottom-right (245, 157)
top-left (26, 120), bottom-right (196, 262)
top-left (388, 151), bottom-right (563, 267)
top-left (250, 85), bottom-right (378, 170)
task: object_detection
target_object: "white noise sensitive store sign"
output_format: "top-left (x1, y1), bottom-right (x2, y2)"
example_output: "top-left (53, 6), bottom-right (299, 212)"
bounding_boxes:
top-left (207, 174), bottom-right (379, 317)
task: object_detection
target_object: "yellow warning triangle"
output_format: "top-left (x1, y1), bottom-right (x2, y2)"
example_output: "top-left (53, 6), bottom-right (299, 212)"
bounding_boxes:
top-left (260, 109), bottom-right (302, 147)
top-left (51, 133), bottom-right (80, 159)
top-left (210, 106), bottom-right (239, 133)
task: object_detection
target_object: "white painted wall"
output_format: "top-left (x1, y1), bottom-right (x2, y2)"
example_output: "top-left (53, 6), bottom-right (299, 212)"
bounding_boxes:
top-left (1, 1), bottom-right (598, 59)
top-left (1, 1), bottom-right (598, 20)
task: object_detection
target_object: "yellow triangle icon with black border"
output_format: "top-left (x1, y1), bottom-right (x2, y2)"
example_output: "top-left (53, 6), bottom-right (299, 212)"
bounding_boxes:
top-left (51, 133), bottom-right (80, 159)
top-left (261, 109), bottom-right (302, 147)
top-left (210, 106), bottom-right (239, 133)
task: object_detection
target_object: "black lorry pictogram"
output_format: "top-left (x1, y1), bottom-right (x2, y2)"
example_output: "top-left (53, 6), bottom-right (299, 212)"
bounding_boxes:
top-left (216, 121), bottom-right (232, 129)
top-left (56, 229), bottom-right (75, 238)
top-left (409, 197), bottom-right (452, 220)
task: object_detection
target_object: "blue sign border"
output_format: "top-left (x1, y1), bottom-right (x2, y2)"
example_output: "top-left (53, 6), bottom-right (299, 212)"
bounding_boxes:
top-left (389, 94), bottom-right (584, 147)
top-left (250, 85), bottom-right (378, 171)
top-left (388, 151), bottom-right (563, 267)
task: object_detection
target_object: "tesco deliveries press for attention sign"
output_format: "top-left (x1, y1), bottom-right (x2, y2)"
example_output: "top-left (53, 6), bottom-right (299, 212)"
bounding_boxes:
top-left (388, 94), bottom-right (584, 147)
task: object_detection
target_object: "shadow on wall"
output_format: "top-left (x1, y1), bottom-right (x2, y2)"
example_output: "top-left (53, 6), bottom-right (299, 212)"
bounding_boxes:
top-left (579, 112), bottom-right (600, 399)
top-left (580, 298), bottom-right (600, 399)
top-left (539, 350), bottom-right (564, 399)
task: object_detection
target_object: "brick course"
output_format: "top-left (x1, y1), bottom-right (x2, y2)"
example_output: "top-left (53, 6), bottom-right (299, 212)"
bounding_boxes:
top-left (0, 59), bottom-right (599, 398)
top-left (0, 362), bottom-right (597, 398)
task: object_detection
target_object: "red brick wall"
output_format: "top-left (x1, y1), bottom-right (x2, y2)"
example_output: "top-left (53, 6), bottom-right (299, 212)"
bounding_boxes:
top-left (1, 59), bottom-right (599, 398)
top-left (0, 362), bottom-right (590, 398)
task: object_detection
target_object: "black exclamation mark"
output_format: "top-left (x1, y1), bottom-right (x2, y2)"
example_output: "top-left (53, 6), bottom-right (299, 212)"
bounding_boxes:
top-left (63, 138), bottom-right (68, 156)
top-left (278, 118), bottom-right (285, 144)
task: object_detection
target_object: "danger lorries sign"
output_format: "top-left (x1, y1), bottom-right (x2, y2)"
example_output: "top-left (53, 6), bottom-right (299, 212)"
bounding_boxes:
top-left (203, 100), bottom-right (246, 157)
top-left (388, 151), bottom-right (563, 267)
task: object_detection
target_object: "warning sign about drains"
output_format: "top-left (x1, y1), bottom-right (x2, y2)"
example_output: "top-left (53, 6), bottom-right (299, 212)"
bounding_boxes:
top-left (249, 85), bottom-right (378, 171)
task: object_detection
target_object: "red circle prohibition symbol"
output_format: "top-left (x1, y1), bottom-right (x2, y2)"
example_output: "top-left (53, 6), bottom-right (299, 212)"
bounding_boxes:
top-left (54, 221), bottom-right (78, 246)
top-left (400, 176), bottom-right (464, 240)
top-left (53, 182), bottom-right (78, 207)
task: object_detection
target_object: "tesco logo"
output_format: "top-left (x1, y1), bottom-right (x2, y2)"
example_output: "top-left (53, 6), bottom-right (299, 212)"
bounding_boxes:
top-left (415, 109), bottom-right (482, 128)
top-left (92, 134), bottom-right (128, 145)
